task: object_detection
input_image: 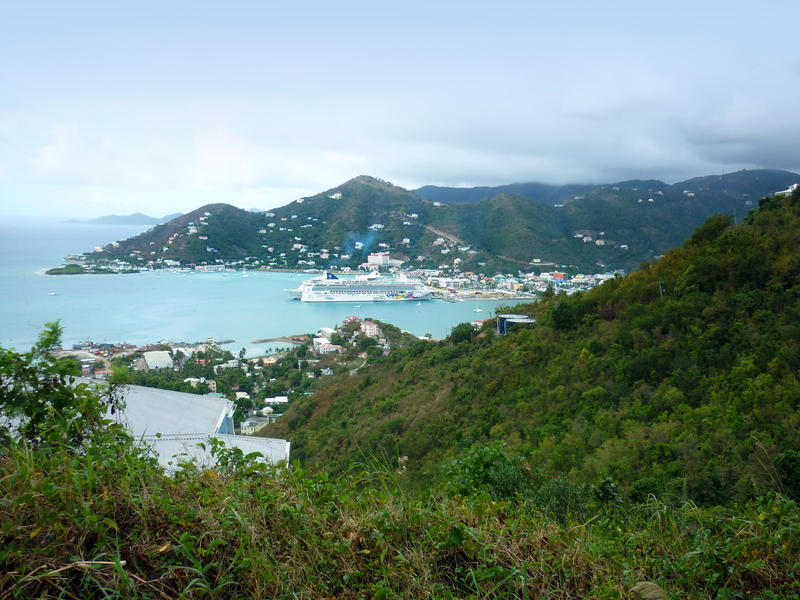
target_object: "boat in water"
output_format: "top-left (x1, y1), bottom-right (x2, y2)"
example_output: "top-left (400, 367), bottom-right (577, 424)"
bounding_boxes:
top-left (290, 271), bottom-right (434, 302)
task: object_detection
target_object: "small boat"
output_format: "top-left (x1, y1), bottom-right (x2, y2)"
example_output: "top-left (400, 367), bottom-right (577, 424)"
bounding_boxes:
top-left (48, 292), bottom-right (56, 296)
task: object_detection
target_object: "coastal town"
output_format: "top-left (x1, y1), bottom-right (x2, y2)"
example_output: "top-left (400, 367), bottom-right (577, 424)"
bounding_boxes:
top-left (53, 247), bottom-right (622, 299)
top-left (56, 305), bottom-right (535, 439)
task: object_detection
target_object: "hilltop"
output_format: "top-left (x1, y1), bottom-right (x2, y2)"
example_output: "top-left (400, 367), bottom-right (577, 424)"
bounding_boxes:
top-left (70, 169), bottom-right (799, 273)
top-left (413, 169), bottom-right (795, 205)
top-left (266, 185), bottom-right (800, 506)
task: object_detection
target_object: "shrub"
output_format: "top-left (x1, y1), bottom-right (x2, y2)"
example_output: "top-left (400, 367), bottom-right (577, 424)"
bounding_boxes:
top-left (445, 445), bottom-right (531, 500)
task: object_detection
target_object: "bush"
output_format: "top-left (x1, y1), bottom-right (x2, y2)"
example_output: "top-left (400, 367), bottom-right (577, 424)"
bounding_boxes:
top-left (445, 445), bottom-right (531, 500)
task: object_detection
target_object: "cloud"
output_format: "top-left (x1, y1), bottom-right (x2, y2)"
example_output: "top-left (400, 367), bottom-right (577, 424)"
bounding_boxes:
top-left (2, 1), bottom-right (800, 217)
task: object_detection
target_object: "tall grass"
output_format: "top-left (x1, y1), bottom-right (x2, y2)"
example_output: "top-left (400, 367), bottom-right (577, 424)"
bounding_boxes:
top-left (1, 437), bottom-right (798, 598)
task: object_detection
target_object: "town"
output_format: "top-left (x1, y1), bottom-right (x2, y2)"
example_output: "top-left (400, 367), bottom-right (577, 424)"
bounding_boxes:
top-left (54, 205), bottom-right (626, 297)
top-left (57, 308), bottom-right (536, 439)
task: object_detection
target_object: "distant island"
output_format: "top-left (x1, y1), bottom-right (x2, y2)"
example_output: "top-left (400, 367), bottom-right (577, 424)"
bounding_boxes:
top-left (45, 264), bottom-right (136, 275)
top-left (64, 212), bottom-right (183, 226)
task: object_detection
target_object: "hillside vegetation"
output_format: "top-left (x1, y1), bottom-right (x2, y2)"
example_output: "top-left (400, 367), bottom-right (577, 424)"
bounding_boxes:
top-left (1, 330), bottom-right (798, 599)
top-left (82, 170), bottom-right (798, 273)
top-left (267, 187), bottom-right (800, 506)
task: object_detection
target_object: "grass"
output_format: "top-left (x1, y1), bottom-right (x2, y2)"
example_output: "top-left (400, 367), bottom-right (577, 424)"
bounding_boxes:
top-left (1, 437), bottom-right (799, 599)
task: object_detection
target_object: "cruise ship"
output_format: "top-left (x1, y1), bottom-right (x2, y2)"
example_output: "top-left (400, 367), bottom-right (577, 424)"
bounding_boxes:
top-left (290, 272), bottom-right (434, 302)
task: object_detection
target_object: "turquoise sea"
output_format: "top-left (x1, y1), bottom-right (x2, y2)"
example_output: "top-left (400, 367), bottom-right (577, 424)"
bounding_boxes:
top-left (1, 217), bottom-right (525, 356)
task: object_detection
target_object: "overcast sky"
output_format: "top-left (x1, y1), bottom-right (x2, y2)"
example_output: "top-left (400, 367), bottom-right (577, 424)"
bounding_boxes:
top-left (1, 1), bottom-right (799, 217)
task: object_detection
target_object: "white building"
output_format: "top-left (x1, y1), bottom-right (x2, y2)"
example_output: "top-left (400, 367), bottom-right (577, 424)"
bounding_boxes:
top-left (89, 380), bottom-right (291, 467)
top-left (367, 252), bottom-right (390, 267)
top-left (361, 320), bottom-right (381, 338)
top-left (264, 396), bottom-right (289, 404)
top-left (240, 417), bottom-right (269, 435)
top-left (313, 336), bottom-right (331, 351)
top-left (318, 343), bottom-right (345, 354)
top-left (143, 351), bottom-right (173, 370)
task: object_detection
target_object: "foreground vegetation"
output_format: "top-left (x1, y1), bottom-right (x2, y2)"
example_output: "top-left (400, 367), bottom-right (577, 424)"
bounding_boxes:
top-left (1, 428), bottom-right (798, 598)
top-left (1, 324), bottom-right (798, 598)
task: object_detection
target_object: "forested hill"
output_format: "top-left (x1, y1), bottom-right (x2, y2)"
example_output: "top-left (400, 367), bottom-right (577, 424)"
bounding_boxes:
top-left (413, 168), bottom-right (797, 205)
top-left (83, 170), bottom-right (799, 273)
top-left (266, 186), bottom-right (800, 506)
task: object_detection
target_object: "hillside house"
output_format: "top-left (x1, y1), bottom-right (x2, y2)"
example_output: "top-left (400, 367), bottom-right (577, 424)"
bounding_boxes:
top-left (361, 321), bottom-right (381, 337)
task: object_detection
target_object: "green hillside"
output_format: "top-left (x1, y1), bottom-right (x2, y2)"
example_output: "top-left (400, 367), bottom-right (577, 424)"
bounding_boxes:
top-left (78, 170), bottom-right (800, 273)
top-left (267, 186), bottom-right (800, 506)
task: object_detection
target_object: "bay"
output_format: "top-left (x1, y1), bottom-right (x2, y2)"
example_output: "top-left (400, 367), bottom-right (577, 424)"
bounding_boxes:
top-left (1, 217), bottom-right (525, 356)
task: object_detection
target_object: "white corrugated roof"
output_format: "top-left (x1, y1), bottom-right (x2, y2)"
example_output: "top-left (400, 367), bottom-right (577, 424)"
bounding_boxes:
top-left (78, 379), bottom-right (290, 468)
top-left (111, 383), bottom-right (234, 437)
top-left (139, 434), bottom-right (290, 469)
top-left (143, 350), bottom-right (173, 369)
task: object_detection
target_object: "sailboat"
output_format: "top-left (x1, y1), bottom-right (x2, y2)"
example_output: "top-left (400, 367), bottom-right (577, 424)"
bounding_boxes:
top-left (473, 297), bottom-right (483, 313)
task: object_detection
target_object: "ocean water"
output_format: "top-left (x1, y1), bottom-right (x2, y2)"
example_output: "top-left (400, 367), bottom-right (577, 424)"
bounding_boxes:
top-left (0, 217), bottom-right (525, 356)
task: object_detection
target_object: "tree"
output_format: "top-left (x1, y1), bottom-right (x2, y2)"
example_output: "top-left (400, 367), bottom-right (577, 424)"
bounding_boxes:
top-left (0, 322), bottom-right (128, 449)
top-left (550, 300), bottom-right (579, 330)
top-left (449, 322), bottom-right (475, 344)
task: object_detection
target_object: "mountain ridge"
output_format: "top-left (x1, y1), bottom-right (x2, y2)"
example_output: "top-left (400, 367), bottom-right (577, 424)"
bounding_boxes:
top-left (74, 168), bottom-right (799, 273)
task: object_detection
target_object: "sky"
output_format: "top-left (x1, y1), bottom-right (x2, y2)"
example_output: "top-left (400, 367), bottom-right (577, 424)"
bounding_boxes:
top-left (1, 1), bottom-right (799, 217)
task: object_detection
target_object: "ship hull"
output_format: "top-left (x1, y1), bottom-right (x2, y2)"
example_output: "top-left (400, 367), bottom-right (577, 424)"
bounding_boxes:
top-left (292, 273), bottom-right (434, 302)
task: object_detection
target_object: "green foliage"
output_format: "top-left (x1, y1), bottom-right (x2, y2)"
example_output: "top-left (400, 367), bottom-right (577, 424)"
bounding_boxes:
top-left (1, 335), bottom-right (799, 598)
top-left (44, 263), bottom-right (87, 275)
top-left (448, 322), bottom-right (476, 344)
top-left (775, 450), bottom-right (800, 500)
top-left (2, 431), bottom-right (799, 598)
top-left (549, 298), bottom-right (580, 330)
top-left (445, 445), bottom-right (531, 500)
top-left (0, 322), bottom-right (128, 449)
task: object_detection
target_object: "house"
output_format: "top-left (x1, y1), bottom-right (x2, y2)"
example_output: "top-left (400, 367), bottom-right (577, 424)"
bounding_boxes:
top-left (361, 321), bottom-right (380, 337)
top-left (313, 337), bottom-right (331, 351)
top-left (264, 396), bottom-right (289, 404)
top-left (367, 252), bottom-right (390, 267)
top-left (184, 377), bottom-right (217, 393)
top-left (318, 344), bottom-right (345, 355)
top-left (235, 391), bottom-right (251, 402)
top-left (240, 416), bottom-right (269, 435)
